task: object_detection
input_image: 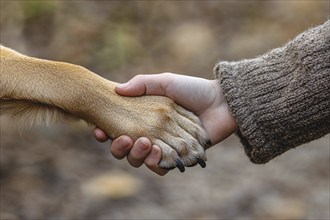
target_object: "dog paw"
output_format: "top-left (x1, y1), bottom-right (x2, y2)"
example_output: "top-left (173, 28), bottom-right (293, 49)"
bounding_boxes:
top-left (127, 96), bottom-right (209, 172)
top-left (150, 103), bottom-right (209, 172)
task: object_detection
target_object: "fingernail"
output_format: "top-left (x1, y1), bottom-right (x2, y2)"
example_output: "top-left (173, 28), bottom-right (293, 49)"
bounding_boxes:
top-left (119, 136), bottom-right (131, 148)
top-left (117, 82), bottom-right (129, 89)
top-left (145, 146), bottom-right (161, 165)
top-left (138, 138), bottom-right (150, 151)
top-left (151, 145), bottom-right (159, 156)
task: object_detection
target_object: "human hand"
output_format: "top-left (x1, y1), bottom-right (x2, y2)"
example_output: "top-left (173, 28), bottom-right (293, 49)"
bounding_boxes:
top-left (93, 129), bottom-right (168, 176)
top-left (114, 73), bottom-right (238, 143)
top-left (94, 73), bottom-right (238, 175)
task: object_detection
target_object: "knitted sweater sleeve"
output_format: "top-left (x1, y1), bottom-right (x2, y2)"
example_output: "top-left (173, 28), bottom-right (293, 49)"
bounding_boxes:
top-left (214, 20), bottom-right (330, 164)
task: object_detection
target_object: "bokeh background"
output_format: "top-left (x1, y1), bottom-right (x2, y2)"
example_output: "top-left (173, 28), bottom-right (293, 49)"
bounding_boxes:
top-left (1, 1), bottom-right (329, 219)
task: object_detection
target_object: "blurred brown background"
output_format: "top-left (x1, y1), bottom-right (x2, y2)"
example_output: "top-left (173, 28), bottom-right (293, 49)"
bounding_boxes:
top-left (0, 1), bottom-right (329, 219)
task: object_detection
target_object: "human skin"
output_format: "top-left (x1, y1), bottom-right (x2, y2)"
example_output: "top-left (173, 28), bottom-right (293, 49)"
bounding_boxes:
top-left (93, 73), bottom-right (238, 175)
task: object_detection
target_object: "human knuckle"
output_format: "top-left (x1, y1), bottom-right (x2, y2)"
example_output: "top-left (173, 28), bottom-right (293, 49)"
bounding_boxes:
top-left (160, 72), bottom-right (173, 78)
top-left (128, 159), bottom-right (142, 168)
top-left (112, 153), bottom-right (125, 160)
top-left (134, 74), bottom-right (145, 81)
top-left (110, 147), bottom-right (126, 159)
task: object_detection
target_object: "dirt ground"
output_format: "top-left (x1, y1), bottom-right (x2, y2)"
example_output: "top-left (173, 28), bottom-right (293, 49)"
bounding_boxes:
top-left (1, 1), bottom-right (329, 219)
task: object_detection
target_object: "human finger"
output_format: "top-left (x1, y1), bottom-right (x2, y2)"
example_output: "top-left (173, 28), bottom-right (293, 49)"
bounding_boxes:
top-left (144, 145), bottom-right (168, 176)
top-left (110, 135), bottom-right (134, 159)
top-left (93, 127), bottom-right (109, 143)
top-left (115, 73), bottom-right (171, 97)
top-left (127, 137), bottom-right (152, 167)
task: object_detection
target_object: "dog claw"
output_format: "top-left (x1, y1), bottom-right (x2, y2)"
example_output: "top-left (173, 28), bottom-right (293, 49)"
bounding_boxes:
top-left (176, 160), bottom-right (185, 172)
top-left (205, 139), bottom-right (212, 148)
top-left (197, 158), bottom-right (206, 168)
top-left (163, 166), bottom-right (176, 171)
top-left (162, 158), bottom-right (205, 172)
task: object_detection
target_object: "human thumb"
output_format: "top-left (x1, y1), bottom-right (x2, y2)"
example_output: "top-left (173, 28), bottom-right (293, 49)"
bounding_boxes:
top-left (115, 80), bottom-right (146, 97)
top-left (116, 74), bottom-right (168, 97)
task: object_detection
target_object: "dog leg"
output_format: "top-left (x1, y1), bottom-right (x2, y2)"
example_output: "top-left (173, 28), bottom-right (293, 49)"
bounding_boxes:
top-left (0, 46), bottom-right (209, 171)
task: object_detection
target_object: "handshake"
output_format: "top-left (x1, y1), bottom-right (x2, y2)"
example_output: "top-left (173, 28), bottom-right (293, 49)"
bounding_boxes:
top-left (92, 73), bottom-right (237, 176)
top-left (4, 17), bottom-right (328, 177)
top-left (1, 46), bottom-right (236, 177)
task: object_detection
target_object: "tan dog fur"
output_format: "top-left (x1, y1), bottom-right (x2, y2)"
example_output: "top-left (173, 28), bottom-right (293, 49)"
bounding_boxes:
top-left (0, 46), bottom-right (207, 171)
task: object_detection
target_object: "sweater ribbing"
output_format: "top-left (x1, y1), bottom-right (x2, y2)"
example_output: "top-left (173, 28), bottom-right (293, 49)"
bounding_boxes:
top-left (215, 20), bottom-right (330, 163)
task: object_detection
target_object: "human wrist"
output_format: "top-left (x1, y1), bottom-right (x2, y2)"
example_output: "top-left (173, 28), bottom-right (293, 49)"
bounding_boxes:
top-left (214, 79), bottom-right (237, 128)
top-left (197, 79), bottom-right (237, 145)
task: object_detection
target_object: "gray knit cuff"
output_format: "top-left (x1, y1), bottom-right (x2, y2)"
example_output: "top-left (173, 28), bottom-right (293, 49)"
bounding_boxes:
top-left (214, 20), bottom-right (330, 164)
top-left (214, 60), bottom-right (279, 164)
